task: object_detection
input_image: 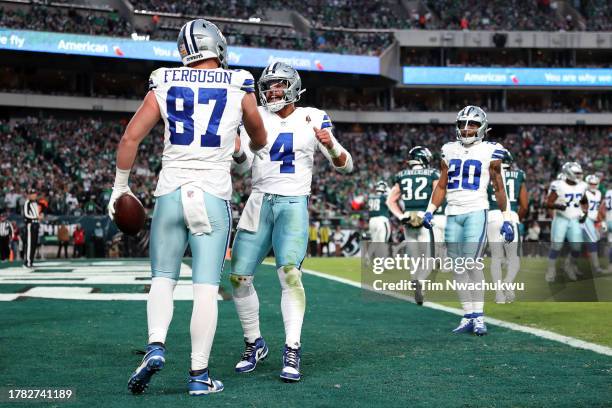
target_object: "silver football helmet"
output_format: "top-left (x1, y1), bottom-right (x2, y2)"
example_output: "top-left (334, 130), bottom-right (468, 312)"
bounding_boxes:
top-left (455, 105), bottom-right (489, 145)
top-left (258, 62), bottom-right (305, 112)
top-left (585, 174), bottom-right (600, 191)
top-left (561, 162), bottom-right (583, 183)
top-left (177, 19), bottom-right (228, 68)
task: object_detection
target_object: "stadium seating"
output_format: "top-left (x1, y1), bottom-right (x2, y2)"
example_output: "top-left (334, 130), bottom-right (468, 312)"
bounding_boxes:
top-left (2, 117), bottom-right (608, 232)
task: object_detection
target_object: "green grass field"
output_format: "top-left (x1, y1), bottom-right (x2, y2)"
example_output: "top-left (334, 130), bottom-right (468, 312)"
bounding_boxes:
top-left (1, 258), bottom-right (611, 407)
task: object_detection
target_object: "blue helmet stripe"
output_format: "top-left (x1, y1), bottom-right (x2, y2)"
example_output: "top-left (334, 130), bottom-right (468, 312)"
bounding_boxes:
top-left (189, 20), bottom-right (198, 55)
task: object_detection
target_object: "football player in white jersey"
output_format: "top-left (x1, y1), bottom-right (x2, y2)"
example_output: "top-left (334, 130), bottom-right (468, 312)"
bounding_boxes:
top-left (604, 187), bottom-right (612, 274)
top-left (230, 62), bottom-right (353, 382)
top-left (107, 19), bottom-right (267, 396)
top-left (583, 174), bottom-right (604, 274)
top-left (544, 162), bottom-right (589, 282)
top-left (423, 106), bottom-right (513, 336)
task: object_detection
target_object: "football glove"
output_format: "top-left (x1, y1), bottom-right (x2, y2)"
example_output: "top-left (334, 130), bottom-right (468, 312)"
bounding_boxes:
top-left (422, 212), bottom-right (434, 230)
top-left (399, 212), bottom-right (411, 225)
top-left (553, 203), bottom-right (567, 211)
top-left (601, 222), bottom-right (608, 233)
top-left (578, 211), bottom-right (588, 224)
top-left (500, 221), bottom-right (515, 243)
top-left (107, 186), bottom-right (136, 221)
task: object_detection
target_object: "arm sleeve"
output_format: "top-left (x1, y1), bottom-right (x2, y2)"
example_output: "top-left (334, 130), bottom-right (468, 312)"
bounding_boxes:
top-left (317, 132), bottom-right (353, 174)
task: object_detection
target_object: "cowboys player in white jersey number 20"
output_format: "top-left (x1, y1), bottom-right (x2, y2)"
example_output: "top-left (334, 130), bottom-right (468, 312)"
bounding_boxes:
top-left (423, 106), bottom-right (514, 336)
top-left (107, 19), bottom-right (267, 396)
top-left (230, 62), bottom-right (353, 382)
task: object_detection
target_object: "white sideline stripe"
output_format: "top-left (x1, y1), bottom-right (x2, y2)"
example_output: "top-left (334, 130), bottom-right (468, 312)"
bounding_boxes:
top-left (296, 265), bottom-right (612, 357)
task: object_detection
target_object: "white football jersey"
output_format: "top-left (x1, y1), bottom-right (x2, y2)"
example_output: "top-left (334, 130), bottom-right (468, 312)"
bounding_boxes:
top-left (585, 189), bottom-right (602, 221)
top-left (149, 66), bottom-right (255, 199)
top-left (441, 140), bottom-right (507, 215)
top-left (549, 180), bottom-right (587, 220)
top-left (240, 106), bottom-right (340, 196)
top-left (605, 190), bottom-right (612, 222)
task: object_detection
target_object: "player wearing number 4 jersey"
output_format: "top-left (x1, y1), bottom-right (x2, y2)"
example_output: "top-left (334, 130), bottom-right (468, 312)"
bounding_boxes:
top-left (107, 19), bottom-right (267, 396)
top-left (230, 62), bottom-right (353, 382)
top-left (423, 106), bottom-right (513, 336)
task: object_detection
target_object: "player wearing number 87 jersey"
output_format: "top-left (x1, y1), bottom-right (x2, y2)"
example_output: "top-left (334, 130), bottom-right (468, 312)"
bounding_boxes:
top-left (109, 19), bottom-right (268, 396)
top-left (231, 61), bottom-right (353, 382)
top-left (423, 105), bottom-right (512, 336)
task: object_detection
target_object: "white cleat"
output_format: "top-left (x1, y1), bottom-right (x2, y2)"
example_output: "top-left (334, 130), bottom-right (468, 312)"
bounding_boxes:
top-left (495, 291), bottom-right (506, 304)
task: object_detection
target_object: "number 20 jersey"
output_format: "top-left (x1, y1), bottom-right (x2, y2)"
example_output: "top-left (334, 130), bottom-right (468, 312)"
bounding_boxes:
top-left (149, 66), bottom-right (255, 199)
top-left (240, 106), bottom-right (334, 196)
top-left (441, 140), bottom-right (507, 216)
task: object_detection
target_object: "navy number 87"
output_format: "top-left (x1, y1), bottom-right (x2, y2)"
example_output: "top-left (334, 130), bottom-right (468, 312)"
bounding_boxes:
top-left (166, 86), bottom-right (227, 147)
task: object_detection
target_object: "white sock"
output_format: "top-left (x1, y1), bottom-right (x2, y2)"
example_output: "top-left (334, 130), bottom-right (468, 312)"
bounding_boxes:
top-left (231, 274), bottom-right (261, 343)
top-left (190, 284), bottom-right (219, 371)
top-left (278, 267), bottom-right (305, 348)
top-left (468, 266), bottom-right (485, 314)
top-left (589, 252), bottom-right (600, 270)
top-left (453, 270), bottom-right (472, 315)
top-left (147, 277), bottom-right (177, 344)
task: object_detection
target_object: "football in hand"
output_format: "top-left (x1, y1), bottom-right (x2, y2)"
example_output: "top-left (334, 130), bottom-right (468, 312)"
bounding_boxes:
top-left (114, 194), bottom-right (146, 235)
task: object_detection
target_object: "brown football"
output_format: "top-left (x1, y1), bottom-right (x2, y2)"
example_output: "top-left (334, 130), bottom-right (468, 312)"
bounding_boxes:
top-left (114, 194), bottom-right (146, 235)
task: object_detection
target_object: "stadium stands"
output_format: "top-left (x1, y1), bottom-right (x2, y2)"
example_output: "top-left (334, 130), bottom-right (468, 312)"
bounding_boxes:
top-left (2, 117), bottom-right (608, 231)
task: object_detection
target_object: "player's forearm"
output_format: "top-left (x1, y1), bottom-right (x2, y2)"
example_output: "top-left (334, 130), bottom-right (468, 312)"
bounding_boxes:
top-left (427, 186), bottom-right (446, 212)
top-left (518, 205), bottom-right (528, 221)
top-left (116, 137), bottom-right (140, 170)
top-left (327, 142), bottom-right (353, 173)
top-left (387, 199), bottom-right (404, 220)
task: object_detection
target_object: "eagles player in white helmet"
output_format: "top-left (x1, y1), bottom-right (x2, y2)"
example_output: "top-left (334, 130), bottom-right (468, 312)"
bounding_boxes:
top-left (486, 151), bottom-right (528, 304)
top-left (230, 62), bottom-right (353, 382)
top-left (368, 180), bottom-right (391, 243)
top-left (583, 174), bottom-right (604, 274)
top-left (423, 106), bottom-right (513, 336)
top-left (544, 162), bottom-right (589, 282)
top-left (108, 19), bottom-right (267, 396)
top-left (387, 146), bottom-right (438, 305)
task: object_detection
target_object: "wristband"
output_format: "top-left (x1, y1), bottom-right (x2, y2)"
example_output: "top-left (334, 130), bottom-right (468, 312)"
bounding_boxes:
top-left (425, 203), bottom-right (438, 214)
top-left (327, 143), bottom-right (342, 159)
top-left (114, 167), bottom-right (130, 189)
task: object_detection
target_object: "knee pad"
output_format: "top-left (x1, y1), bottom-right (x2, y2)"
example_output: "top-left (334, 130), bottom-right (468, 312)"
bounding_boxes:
top-left (277, 266), bottom-right (303, 290)
top-left (230, 274), bottom-right (255, 298)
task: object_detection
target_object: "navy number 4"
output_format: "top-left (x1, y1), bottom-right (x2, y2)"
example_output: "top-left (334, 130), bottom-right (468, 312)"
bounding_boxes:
top-left (270, 132), bottom-right (295, 173)
top-left (166, 86), bottom-right (227, 147)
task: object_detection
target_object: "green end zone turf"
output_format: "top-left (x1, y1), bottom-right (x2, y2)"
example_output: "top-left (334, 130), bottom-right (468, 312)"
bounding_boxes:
top-left (0, 260), bottom-right (611, 407)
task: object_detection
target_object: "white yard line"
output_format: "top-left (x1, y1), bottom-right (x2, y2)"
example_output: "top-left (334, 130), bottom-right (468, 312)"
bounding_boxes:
top-left (296, 265), bottom-right (612, 357)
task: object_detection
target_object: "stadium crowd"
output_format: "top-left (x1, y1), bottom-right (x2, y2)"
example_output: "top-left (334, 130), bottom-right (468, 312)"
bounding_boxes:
top-left (1, 117), bottom-right (609, 228)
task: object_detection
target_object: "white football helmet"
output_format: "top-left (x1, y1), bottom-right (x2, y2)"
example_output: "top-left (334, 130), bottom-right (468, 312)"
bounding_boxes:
top-left (455, 105), bottom-right (489, 145)
top-left (561, 162), bottom-right (583, 183)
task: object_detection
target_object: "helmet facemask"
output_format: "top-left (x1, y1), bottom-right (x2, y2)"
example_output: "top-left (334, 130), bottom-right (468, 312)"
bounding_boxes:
top-left (259, 80), bottom-right (292, 113)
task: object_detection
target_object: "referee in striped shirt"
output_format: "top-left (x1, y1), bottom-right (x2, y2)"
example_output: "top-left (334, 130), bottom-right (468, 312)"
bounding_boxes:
top-left (23, 188), bottom-right (42, 268)
top-left (0, 212), bottom-right (13, 261)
